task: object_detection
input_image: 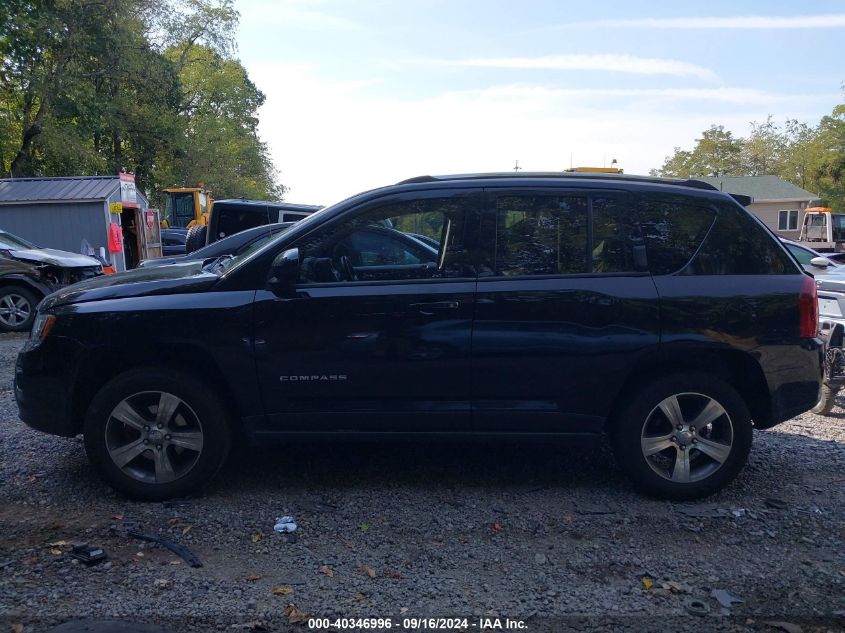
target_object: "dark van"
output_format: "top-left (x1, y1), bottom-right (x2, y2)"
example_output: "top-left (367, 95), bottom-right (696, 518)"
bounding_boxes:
top-left (185, 199), bottom-right (322, 253)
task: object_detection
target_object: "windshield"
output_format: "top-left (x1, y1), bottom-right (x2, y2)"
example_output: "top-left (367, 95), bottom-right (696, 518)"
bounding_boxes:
top-left (166, 192), bottom-right (197, 228)
top-left (215, 227), bottom-right (296, 273)
top-left (218, 192), bottom-right (376, 277)
top-left (785, 243), bottom-right (816, 265)
top-left (0, 231), bottom-right (37, 250)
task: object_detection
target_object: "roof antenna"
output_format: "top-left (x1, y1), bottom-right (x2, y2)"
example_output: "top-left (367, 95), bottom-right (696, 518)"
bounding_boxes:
top-left (513, 160), bottom-right (522, 172)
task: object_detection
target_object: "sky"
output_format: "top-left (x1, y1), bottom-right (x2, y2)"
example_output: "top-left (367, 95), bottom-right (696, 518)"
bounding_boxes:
top-left (234, 0), bottom-right (845, 205)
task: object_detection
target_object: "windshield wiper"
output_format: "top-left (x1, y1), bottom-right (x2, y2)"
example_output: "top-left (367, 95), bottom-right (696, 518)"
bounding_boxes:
top-left (201, 254), bottom-right (234, 273)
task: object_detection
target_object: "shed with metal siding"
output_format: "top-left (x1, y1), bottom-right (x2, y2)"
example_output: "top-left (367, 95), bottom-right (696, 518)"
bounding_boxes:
top-left (0, 176), bottom-right (148, 271)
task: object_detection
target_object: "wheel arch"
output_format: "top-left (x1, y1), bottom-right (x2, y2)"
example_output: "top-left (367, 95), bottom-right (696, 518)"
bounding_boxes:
top-left (607, 346), bottom-right (772, 433)
top-left (0, 277), bottom-right (49, 301)
top-left (70, 343), bottom-right (243, 437)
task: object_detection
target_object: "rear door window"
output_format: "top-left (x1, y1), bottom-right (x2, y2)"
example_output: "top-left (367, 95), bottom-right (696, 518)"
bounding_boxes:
top-left (591, 196), bottom-right (644, 273)
top-left (491, 192), bottom-right (646, 276)
top-left (494, 194), bottom-right (588, 276)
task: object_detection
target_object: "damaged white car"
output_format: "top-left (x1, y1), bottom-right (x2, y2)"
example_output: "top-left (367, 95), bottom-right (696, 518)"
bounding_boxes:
top-left (0, 230), bottom-right (102, 332)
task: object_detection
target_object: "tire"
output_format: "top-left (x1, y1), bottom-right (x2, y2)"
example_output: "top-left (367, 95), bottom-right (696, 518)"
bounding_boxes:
top-left (0, 286), bottom-right (39, 332)
top-left (811, 384), bottom-right (839, 415)
top-left (611, 372), bottom-right (753, 500)
top-left (184, 224), bottom-right (208, 254)
top-left (83, 367), bottom-right (232, 501)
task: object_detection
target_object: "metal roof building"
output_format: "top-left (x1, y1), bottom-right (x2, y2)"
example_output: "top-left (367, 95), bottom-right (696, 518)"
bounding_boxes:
top-left (0, 176), bottom-right (148, 271)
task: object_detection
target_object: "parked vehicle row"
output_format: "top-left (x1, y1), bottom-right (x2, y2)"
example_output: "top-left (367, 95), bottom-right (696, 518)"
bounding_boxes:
top-left (184, 199), bottom-right (322, 254)
top-left (15, 173), bottom-right (823, 502)
top-left (780, 238), bottom-right (841, 274)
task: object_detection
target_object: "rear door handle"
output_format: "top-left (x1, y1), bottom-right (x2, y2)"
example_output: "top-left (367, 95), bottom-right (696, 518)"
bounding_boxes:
top-left (410, 300), bottom-right (460, 315)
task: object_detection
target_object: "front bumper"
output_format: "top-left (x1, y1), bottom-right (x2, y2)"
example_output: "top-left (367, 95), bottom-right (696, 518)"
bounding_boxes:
top-left (15, 336), bottom-right (85, 437)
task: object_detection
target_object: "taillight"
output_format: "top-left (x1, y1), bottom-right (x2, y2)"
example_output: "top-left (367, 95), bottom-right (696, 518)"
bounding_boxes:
top-left (799, 275), bottom-right (819, 338)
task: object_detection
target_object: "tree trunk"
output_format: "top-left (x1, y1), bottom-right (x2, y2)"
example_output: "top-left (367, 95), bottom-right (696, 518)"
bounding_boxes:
top-left (113, 130), bottom-right (123, 172)
top-left (8, 99), bottom-right (46, 177)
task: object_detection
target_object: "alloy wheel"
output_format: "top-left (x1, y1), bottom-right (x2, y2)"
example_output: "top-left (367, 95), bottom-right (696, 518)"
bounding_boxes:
top-left (104, 391), bottom-right (204, 484)
top-left (0, 293), bottom-right (31, 328)
top-left (640, 392), bottom-right (734, 483)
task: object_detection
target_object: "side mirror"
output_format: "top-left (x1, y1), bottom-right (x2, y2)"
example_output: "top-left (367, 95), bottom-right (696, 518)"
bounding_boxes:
top-left (811, 256), bottom-right (832, 268)
top-left (268, 248), bottom-right (299, 296)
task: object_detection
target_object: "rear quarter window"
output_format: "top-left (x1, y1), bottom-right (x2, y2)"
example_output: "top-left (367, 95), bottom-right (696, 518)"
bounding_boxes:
top-left (687, 203), bottom-right (796, 275)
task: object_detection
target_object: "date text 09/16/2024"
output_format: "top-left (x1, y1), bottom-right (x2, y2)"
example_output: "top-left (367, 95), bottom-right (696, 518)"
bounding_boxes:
top-left (306, 617), bottom-right (527, 630)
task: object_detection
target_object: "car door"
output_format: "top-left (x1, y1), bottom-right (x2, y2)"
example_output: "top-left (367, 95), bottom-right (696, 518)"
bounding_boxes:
top-left (252, 189), bottom-right (481, 432)
top-left (471, 188), bottom-right (661, 433)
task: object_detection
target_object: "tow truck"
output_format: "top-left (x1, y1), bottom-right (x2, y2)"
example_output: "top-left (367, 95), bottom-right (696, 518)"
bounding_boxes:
top-left (797, 203), bottom-right (845, 252)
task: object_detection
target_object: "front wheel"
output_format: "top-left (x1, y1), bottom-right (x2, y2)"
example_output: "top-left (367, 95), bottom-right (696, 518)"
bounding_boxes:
top-left (611, 372), bottom-right (753, 500)
top-left (0, 286), bottom-right (39, 332)
top-left (84, 367), bottom-right (232, 501)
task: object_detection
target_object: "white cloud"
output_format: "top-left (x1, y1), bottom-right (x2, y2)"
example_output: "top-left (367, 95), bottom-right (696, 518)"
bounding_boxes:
top-left (465, 85), bottom-right (821, 106)
top-left (438, 54), bottom-right (718, 81)
top-left (553, 14), bottom-right (845, 30)
top-left (246, 63), bottom-right (829, 204)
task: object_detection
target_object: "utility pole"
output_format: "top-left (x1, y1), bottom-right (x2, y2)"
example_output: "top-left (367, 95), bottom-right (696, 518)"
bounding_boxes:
top-left (513, 160), bottom-right (522, 172)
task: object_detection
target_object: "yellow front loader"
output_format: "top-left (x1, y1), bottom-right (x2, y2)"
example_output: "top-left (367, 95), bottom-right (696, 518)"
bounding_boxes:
top-left (161, 186), bottom-right (213, 229)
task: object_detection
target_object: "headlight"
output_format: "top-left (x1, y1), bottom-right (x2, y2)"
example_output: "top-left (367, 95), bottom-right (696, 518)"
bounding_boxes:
top-left (31, 313), bottom-right (56, 342)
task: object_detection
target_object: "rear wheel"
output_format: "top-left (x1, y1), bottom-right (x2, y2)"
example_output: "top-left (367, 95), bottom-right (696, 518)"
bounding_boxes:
top-left (0, 286), bottom-right (39, 332)
top-left (611, 372), bottom-right (753, 500)
top-left (84, 367), bottom-right (232, 500)
top-left (185, 224), bottom-right (208, 253)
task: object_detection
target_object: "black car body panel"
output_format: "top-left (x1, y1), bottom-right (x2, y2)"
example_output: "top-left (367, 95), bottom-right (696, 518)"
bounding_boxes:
top-left (472, 275), bottom-right (660, 432)
top-left (16, 174), bottom-right (822, 444)
top-left (654, 274), bottom-right (821, 426)
top-left (40, 262), bottom-right (217, 309)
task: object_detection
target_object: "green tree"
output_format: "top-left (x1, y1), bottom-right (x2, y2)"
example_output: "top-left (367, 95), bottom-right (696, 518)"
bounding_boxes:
top-left (1, 0), bottom-right (282, 201)
top-left (778, 119), bottom-right (822, 192)
top-left (812, 104), bottom-right (845, 210)
top-left (741, 116), bottom-right (786, 176)
top-left (164, 44), bottom-right (282, 200)
top-left (652, 125), bottom-right (745, 178)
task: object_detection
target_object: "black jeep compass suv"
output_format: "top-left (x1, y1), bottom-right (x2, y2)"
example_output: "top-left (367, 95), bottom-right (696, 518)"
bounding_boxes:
top-left (15, 173), bottom-right (822, 500)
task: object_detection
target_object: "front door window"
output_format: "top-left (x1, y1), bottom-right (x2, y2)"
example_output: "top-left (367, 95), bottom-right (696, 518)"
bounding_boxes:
top-left (297, 198), bottom-right (475, 283)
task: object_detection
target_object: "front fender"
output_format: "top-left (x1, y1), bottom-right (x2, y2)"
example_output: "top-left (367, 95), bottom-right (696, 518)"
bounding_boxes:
top-left (0, 274), bottom-right (54, 298)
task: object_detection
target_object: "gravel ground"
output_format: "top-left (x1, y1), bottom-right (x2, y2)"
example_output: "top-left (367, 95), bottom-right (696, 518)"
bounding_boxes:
top-left (0, 333), bottom-right (843, 633)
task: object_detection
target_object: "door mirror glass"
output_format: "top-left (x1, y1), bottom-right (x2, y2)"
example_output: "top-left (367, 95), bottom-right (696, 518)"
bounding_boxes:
top-left (811, 256), bottom-right (831, 268)
top-left (268, 248), bottom-right (300, 295)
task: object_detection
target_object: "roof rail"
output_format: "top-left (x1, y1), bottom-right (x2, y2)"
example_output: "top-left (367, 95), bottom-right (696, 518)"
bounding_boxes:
top-left (396, 172), bottom-right (719, 191)
top-left (396, 175), bottom-right (438, 185)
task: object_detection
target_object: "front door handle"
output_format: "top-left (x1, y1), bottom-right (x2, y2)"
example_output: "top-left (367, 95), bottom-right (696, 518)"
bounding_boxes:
top-left (410, 300), bottom-right (460, 315)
